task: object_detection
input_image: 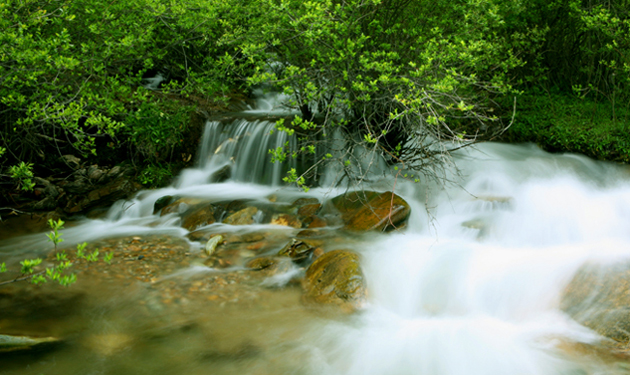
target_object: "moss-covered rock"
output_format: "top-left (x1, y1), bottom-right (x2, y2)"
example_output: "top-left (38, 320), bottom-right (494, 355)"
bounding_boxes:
top-left (302, 249), bottom-right (366, 312)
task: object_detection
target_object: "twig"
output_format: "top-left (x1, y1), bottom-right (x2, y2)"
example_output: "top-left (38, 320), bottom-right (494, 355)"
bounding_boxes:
top-left (0, 271), bottom-right (45, 287)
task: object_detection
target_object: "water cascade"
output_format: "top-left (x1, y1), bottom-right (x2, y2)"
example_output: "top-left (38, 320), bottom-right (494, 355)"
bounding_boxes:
top-left (2, 97), bottom-right (630, 375)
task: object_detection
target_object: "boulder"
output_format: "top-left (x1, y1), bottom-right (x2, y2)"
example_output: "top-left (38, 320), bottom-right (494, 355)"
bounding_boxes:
top-left (329, 190), bottom-right (410, 231)
top-left (210, 164), bottom-right (232, 183)
top-left (153, 195), bottom-right (177, 214)
top-left (181, 204), bottom-right (216, 231)
top-left (292, 197), bottom-right (322, 217)
top-left (302, 249), bottom-right (367, 312)
top-left (64, 177), bottom-right (141, 214)
top-left (562, 261), bottom-right (630, 342)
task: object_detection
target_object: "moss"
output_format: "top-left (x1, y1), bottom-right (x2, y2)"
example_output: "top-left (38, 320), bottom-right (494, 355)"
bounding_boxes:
top-left (501, 92), bottom-right (630, 163)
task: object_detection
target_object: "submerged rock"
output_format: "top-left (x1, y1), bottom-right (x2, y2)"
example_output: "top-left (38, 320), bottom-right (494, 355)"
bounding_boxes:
top-left (292, 197), bottom-right (322, 218)
top-left (0, 334), bottom-right (60, 352)
top-left (302, 249), bottom-right (367, 312)
top-left (562, 261), bottom-right (630, 342)
top-left (270, 214), bottom-right (302, 228)
top-left (329, 190), bottom-right (410, 231)
top-left (278, 239), bottom-right (315, 264)
top-left (245, 256), bottom-right (293, 276)
top-left (205, 235), bottom-right (224, 256)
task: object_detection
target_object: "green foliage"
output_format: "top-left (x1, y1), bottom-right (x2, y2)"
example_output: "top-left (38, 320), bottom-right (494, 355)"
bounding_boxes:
top-left (139, 164), bottom-right (173, 187)
top-left (244, 0), bottom-right (531, 187)
top-left (0, 220), bottom-right (113, 287)
top-left (125, 99), bottom-right (191, 165)
top-left (46, 219), bottom-right (65, 251)
top-left (8, 162), bottom-right (35, 191)
top-left (1, 0), bottom-right (628, 192)
top-left (0, 0), bottom-right (260, 175)
top-left (283, 168), bottom-right (309, 192)
top-left (19, 258), bottom-right (42, 275)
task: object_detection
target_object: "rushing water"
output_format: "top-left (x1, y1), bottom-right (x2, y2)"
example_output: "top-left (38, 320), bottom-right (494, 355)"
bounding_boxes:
top-left (2, 99), bottom-right (630, 374)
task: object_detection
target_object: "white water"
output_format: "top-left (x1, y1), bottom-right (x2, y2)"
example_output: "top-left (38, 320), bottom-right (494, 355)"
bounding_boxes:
top-left (4, 98), bottom-right (630, 374)
top-left (304, 144), bottom-right (630, 375)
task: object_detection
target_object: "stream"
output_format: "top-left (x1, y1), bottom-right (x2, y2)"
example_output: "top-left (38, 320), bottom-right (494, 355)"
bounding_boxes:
top-left (2, 96), bottom-right (630, 374)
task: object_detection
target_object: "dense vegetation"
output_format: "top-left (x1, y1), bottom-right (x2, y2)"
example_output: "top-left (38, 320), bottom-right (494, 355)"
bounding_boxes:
top-left (1, 0), bottom-right (629, 194)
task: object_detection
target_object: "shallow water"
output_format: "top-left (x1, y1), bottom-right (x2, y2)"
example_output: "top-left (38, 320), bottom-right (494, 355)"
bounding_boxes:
top-left (3, 109), bottom-right (630, 374)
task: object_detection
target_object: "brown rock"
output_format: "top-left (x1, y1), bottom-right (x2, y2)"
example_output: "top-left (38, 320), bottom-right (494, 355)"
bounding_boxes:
top-left (562, 261), bottom-right (630, 342)
top-left (245, 256), bottom-right (292, 276)
top-left (245, 257), bottom-right (277, 270)
top-left (270, 214), bottom-right (302, 228)
top-left (159, 197), bottom-right (205, 216)
top-left (304, 215), bottom-right (327, 228)
top-left (302, 249), bottom-right (367, 311)
top-left (153, 195), bottom-right (176, 214)
top-left (330, 190), bottom-right (410, 232)
top-left (181, 204), bottom-right (216, 231)
top-left (223, 206), bottom-right (258, 225)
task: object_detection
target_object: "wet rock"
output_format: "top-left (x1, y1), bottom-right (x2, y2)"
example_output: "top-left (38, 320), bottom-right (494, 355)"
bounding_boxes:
top-left (246, 256), bottom-right (293, 276)
top-left (241, 232), bottom-right (265, 243)
top-left (31, 196), bottom-right (58, 211)
top-left (329, 190), bottom-right (410, 232)
top-left (153, 195), bottom-right (177, 214)
top-left (474, 195), bottom-right (513, 208)
top-left (0, 334), bottom-right (60, 352)
top-left (34, 177), bottom-right (60, 198)
top-left (181, 204), bottom-right (216, 231)
top-left (298, 203), bottom-right (322, 218)
top-left (278, 239), bottom-right (315, 264)
top-left (292, 197), bottom-right (321, 216)
top-left (82, 333), bottom-right (134, 356)
top-left (62, 176), bottom-right (91, 194)
top-left (303, 215), bottom-right (327, 228)
top-left (292, 197), bottom-right (320, 207)
top-left (461, 218), bottom-right (491, 238)
top-left (64, 177), bottom-right (141, 214)
top-left (107, 165), bottom-right (124, 179)
top-left (270, 214), bottom-right (301, 228)
top-left (562, 261), bottom-right (630, 342)
top-left (159, 197), bottom-right (205, 216)
top-left (302, 249), bottom-right (367, 311)
top-left (210, 164), bottom-right (231, 183)
top-left (223, 206), bottom-right (258, 225)
top-left (246, 257), bottom-right (278, 271)
top-left (205, 235), bottom-right (223, 256)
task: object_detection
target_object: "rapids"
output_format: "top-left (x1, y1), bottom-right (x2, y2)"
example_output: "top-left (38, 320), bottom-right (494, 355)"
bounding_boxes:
top-left (2, 95), bottom-right (630, 374)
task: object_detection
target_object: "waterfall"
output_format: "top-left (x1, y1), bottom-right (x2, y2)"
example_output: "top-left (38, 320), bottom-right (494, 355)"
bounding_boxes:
top-left (3, 92), bottom-right (630, 375)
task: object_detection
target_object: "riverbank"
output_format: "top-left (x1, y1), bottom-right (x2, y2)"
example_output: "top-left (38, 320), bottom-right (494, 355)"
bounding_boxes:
top-left (501, 92), bottom-right (630, 164)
